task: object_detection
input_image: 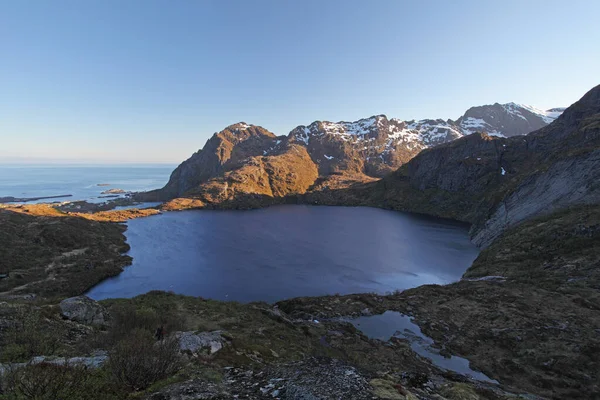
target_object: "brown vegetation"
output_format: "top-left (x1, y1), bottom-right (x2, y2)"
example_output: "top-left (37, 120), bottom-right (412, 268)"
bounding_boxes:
top-left (108, 329), bottom-right (181, 391)
top-left (0, 209), bottom-right (131, 298)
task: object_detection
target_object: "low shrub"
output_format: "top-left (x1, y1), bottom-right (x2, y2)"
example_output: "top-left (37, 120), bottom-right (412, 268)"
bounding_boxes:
top-left (0, 362), bottom-right (122, 400)
top-left (0, 310), bottom-right (62, 363)
top-left (106, 303), bottom-right (185, 345)
top-left (108, 328), bottom-right (181, 391)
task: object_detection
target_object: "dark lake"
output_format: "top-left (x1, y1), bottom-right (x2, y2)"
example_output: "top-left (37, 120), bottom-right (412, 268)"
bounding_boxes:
top-left (87, 206), bottom-right (479, 302)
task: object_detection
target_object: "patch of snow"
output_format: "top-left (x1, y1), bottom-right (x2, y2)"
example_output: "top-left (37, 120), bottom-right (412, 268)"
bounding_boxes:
top-left (294, 127), bottom-right (311, 145)
top-left (321, 116), bottom-right (379, 137)
top-left (502, 103), bottom-right (528, 121)
top-left (502, 103), bottom-right (564, 124)
top-left (460, 117), bottom-right (490, 135)
top-left (501, 167), bottom-right (506, 176)
top-left (324, 154), bottom-right (334, 160)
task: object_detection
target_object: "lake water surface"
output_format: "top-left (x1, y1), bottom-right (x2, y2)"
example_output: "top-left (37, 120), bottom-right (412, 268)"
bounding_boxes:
top-left (87, 206), bottom-right (479, 302)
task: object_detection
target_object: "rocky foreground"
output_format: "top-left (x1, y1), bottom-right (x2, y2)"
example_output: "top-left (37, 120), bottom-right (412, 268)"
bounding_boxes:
top-left (0, 202), bottom-right (598, 399)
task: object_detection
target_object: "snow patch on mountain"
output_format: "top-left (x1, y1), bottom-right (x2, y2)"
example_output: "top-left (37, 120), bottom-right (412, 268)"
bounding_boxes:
top-left (517, 104), bottom-right (564, 123)
top-left (286, 101), bottom-right (563, 173)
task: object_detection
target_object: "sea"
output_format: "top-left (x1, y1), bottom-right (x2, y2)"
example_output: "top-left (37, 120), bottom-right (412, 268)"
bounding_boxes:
top-left (0, 164), bottom-right (175, 203)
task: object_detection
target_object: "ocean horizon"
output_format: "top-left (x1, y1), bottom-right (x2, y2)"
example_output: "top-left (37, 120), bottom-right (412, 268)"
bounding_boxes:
top-left (0, 164), bottom-right (175, 203)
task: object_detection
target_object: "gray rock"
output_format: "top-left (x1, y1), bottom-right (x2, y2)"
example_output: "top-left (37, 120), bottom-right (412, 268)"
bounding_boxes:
top-left (31, 351), bottom-right (108, 368)
top-left (59, 296), bottom-right (108, 325)
top-left (0, 351), bottom-right (108, 375)
top-left (256, 306), bottom-right (296, 327)
top-left (100, 188), bottom-right (126, 194)
top-left (472, 149), bottom-right (600, 247)
top-left (175, 331), bottom-right (226, 355)
top-left (145, 379), bottom-right (226, 399)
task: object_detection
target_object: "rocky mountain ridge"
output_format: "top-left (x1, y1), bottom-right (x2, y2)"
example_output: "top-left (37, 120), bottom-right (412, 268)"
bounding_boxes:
top-left (143, 102), bottom-right (563, 202)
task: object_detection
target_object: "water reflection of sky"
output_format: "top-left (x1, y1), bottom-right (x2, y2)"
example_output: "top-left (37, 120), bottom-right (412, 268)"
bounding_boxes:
top-left (351, 311), bottom-right (498, 384)
top-left (87, 205), bottom-right (480, 302)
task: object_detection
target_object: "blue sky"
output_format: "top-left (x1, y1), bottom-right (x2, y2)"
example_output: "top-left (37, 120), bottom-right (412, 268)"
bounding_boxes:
top-left (1, 0), bottom-right (599, 163)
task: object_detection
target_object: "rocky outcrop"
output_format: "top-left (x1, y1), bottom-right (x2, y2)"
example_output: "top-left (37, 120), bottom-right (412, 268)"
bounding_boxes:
top-left (0, 351), bottom-right (108, 375)
top-left (175, 330), bottom-right (227, 355)
top-left (59, 296), bottom-right (108, 325)
top-left (147, 358), bottom-right (379, 400)
top-left (100, 188), bottom-right (126, 194)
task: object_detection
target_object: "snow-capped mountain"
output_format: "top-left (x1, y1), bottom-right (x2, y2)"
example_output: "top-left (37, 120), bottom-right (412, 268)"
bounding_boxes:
top-left (144, 102), bottom-right (564, 201)
top-left (289, 116), bottom-right (426, 178)
top-left (457, 103), bottom-right (564, 137)
top-left (287, 103), bottom-right (563, 177)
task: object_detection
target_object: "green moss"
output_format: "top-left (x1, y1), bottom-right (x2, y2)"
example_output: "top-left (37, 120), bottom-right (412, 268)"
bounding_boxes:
top-left (440, 383), bottom-right (481, 400)
top-left (370, 378), bottom-right (417, 399)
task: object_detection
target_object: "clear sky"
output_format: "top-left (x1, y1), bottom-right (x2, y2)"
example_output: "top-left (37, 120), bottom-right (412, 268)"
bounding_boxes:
top-left (1, 0), bottom-right (599, 163)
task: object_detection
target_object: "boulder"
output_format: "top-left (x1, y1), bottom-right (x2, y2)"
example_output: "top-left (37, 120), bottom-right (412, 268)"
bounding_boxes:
top-left (59, 296), bottom-right (108, 325)
top-left (175, 331), bottom-right (227, 355)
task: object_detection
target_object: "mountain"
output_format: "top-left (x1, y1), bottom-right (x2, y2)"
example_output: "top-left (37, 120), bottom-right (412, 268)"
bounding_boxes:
top-left (149, 123), bottom-right (318, 206)
top-left (143, 102), bottom-right (562, 203)
top-left (456, 103), bottom-right (564, 137)
top-left (323, 85), bottom-right (600, 247)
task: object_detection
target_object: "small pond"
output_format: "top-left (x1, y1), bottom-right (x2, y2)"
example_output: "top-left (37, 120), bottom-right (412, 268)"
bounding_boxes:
top-left (351, 311), bottom-right (497, 383)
